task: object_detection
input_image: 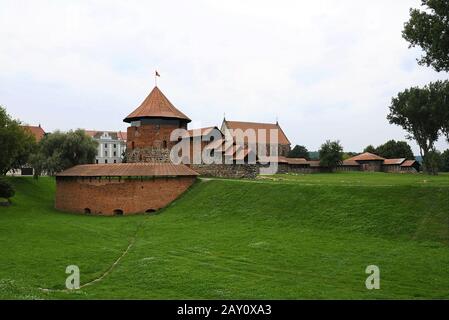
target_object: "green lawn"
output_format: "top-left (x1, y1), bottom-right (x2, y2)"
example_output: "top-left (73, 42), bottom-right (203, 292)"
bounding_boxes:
top-left (0, 173), bottom-right (448, 299)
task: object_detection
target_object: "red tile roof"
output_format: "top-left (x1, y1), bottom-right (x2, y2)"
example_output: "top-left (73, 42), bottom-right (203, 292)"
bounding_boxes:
top-left (124, 86), bottom-right (191, 123)
top-left (383, 158), bottom-right (406, 165)
top-left (285, 157), bottom-right (308, 165)
top-left (224, 120), bottom-right (291, 145)
top-left (305, 160), bottom-right (322, 167)
top-left (57, 163), bottom-right (198, 177)
top-left (347, 152), bottom-right (385, 162)
top-left (342, 159), bottom-right (360, 166)
top-left (400, 160), bottom-right (417, 167)
top-left (22, 125), bottom-right (45, 142)
top-left (185, 126), bottom-right (222, 138)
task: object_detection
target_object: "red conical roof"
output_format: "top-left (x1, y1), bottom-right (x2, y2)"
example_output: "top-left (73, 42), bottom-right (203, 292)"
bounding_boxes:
top-left (124, 86), bottom-right (191, 123)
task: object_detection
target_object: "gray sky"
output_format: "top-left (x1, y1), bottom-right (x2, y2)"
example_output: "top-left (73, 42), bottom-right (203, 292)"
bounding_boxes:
top-left (1, 0), bottom-right (448, 153)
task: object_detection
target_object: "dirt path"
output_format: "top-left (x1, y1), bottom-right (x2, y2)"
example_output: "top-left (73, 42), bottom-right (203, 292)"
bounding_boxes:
top-left (39, 218), bottom-right (147, 293)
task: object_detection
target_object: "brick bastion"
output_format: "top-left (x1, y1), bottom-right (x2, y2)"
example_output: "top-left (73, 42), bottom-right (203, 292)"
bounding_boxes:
top-left (55, 163), bottom-right (198, 215)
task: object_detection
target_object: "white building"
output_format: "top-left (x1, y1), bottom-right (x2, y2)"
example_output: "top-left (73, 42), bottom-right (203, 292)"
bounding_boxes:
top-left (85, 130), bottom-right (127, 164)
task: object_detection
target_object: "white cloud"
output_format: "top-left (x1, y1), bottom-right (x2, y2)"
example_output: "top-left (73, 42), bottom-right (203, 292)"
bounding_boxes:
top-left (0, 0), bottom-right (447, 153)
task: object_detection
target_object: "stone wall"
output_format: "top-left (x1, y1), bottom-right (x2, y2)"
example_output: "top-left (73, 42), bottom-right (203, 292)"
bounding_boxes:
top-left (126, 147), bottom-right (171, 163)
top-left (190, 163), bottom-right (258, 179)
top-left (276, 163), bottom-right (322, 174)
top-left (55, 176), bottom-right (196, 215)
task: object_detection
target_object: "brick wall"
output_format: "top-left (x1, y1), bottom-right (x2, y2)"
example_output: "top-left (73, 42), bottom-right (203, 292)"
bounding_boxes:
top-left (127, 123), bottom-right (180, 150)
top-left (55, 176), bottom-right (196, 215)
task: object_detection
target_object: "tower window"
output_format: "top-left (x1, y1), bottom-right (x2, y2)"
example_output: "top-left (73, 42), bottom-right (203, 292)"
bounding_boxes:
top-left (163, 140), bottom-right (167, 148)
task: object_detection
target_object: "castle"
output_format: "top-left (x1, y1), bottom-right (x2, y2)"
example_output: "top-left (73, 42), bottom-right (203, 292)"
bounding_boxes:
top-left (54, 85), bottom-right (420, 215)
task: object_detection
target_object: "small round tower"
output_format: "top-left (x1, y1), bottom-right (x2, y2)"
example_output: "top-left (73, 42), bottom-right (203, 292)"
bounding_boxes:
top-left (124, 86), bottom-right (191, 162)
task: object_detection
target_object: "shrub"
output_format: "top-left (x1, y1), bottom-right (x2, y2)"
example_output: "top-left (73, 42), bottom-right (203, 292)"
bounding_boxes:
top-left (0, 179), bottom-right (15, 202)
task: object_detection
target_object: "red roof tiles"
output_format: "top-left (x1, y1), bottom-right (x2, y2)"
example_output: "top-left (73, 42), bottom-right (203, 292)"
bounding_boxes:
top-left (400, 160), bottom-right (417, 167)
top-left (383, 158), bottom-right (406, 165)
top-left (22, 125), bottom-right (45, 142)
top-left (124, 86), bottom-right (191, 123)
top-left (185, 126), bottom-right (222, 138)
top-left (346, 152), bottom-right (385, 162)
top-left (57, 163), bottom-right (198, 177)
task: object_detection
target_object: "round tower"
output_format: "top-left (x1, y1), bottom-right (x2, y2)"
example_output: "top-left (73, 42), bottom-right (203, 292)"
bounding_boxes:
top-left (124, 86), bottom-right (191, 162)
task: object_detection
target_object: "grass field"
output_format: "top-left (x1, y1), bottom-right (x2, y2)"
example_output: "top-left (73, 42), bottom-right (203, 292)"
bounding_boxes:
top-left (0, 172), bottom-right (448, 299)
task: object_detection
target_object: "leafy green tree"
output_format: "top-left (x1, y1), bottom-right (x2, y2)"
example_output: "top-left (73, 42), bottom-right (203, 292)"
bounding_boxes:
top-left (30, 129), bottom-right (98, 177)
top-left (319, 140), bottom-right (343, 172)
top-left (426, 150), bottom-right (443, 173)
top-left (387, 81), bottom-right (448, 174)
top-left (440, 149), bottom-right (449, 172)
top-left (403, 0), bottom-right (449, 72)
top-left (375, 140), bottom-right (415, 160)
top-left (0, 106), bottom-right (37, 175)
top-left (363, 145), bottom-right (376, 154)
top-left (342, 152), bottom-right (357, 160)
top-left (0, 179), bottom-right (15, 203)
top-left (288, 145), bottom-right (309, 159)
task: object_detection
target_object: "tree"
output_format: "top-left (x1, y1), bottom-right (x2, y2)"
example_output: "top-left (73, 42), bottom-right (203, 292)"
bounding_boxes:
top-left (375, 140), bottom-right (415, 160)
top-left (440, 149), bottom-right (449, 172)
top-left (319, 140), bottom-right (343, 172)
top-left (30, 129), bottom-right (98, 177)
top-left (363, 145), bottom-right (377, 154)
top-left (288, 145), bottom-right (309, 159)
top-left (342, 152), bottom-right (357, 160)
top-left (387, 81), bottom-right (448, 174)
top-left (0, 106), bottom-right (37, 175)
top-left (403, 0), bottom-right (449, 72)
top-left (0, 179), bottom-right (15, 203)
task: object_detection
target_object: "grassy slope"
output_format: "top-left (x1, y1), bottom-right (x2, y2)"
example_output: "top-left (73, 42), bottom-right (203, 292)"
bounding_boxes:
top-left (0, 173), bottom-right (448, 299)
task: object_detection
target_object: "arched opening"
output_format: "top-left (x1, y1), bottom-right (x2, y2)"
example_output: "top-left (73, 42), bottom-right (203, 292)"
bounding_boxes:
top-left (162, 140), bottom-right (167, 148)
top-left (131, 141), bottom-right (135, 150)
top-left (84, 208), bottom-right (91, 214)
top-left (113, 209), bottom-right (124, 216)
top-left (145, 209), bottom-right (156, 214)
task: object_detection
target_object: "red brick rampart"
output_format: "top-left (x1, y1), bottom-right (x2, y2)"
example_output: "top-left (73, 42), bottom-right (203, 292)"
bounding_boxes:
top-left (55, 176), bottom-right (196, 215)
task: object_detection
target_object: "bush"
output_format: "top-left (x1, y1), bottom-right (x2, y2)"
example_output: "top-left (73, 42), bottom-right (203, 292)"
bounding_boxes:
top-left (0, 179), bottom-right (15, 201)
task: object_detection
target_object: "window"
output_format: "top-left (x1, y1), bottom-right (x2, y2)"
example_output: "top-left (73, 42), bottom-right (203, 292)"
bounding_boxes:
top-left (163, 140), bottom-right (167, 148)
top-left (96, 159), bottom-right (98, 164)
top-left (104, 143), bottom-right (107, 148)
top-left (105, 151), bottom-right (107, 156)
top-left (105, 159), bottom-right (108, 164)
top-left (113, 151), bottom-right (117, 156)
top-left (114, 160), bottom-right (117, 163)
top-left (114, 144), bottom-right (116, 148)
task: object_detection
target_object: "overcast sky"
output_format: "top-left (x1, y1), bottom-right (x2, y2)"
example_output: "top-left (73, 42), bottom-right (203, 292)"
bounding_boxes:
top-left (1, 0), bottom-right (448, 153)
